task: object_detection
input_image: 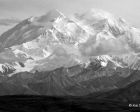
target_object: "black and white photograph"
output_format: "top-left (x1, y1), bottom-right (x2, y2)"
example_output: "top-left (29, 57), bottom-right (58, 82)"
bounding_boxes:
top-left (0, 0), bottom-right (139, 111)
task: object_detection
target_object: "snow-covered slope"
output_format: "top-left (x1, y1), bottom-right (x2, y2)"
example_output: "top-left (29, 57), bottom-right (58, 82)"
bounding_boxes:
top-left (0, 9), bottom-right (140, 78)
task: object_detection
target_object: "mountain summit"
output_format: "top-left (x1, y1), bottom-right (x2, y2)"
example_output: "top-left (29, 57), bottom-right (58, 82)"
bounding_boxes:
top-left (0, 9), bottom-right (140, 74)
top-left (0, 9), bottom-right (140, 95)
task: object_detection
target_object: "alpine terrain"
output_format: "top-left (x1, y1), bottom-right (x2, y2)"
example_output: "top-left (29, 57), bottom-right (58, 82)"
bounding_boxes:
top-left (0, 9), bottom-right (140, 97)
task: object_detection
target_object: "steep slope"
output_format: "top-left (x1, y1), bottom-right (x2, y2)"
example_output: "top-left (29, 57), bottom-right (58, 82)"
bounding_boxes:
top-left (0, 62), bottom-right (139, 96)
top-left (88, 79), bottom-right (140, 103)
top-left (0, 74), bottom-right (140, 111)
top-left (0, 9), bottom-right (91, 76)
top-left (0, 9), bottom-right (140, 95)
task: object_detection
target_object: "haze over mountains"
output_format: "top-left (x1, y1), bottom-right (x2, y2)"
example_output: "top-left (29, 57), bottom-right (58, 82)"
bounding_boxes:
top-left (0, 9), bottom-right (140, 96)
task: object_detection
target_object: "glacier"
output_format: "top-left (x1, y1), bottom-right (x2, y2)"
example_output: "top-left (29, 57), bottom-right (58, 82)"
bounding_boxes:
top-left (0, 8), bottom-right (139, 82)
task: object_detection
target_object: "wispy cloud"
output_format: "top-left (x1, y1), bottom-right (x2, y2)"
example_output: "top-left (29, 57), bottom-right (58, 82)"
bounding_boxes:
top-left (0, 18), bottom-right (21, 26)
top-left (72, 9), bottom-right (131, 57)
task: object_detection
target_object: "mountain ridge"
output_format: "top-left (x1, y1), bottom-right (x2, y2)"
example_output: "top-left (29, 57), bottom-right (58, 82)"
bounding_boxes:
top-left (0, 9), bottom-right (140, 95)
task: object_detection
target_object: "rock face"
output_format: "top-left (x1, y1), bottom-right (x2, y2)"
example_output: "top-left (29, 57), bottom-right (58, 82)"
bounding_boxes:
top-left (89, 78), bottom-right (140, 103)
top-left (0, 62), bottom-right (139, 96)
top-left (0, 9), bottom-right (140, 96)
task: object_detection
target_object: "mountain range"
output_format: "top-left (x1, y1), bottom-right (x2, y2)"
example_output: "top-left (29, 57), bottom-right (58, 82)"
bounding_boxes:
top-left (0, 9), bottom-right (140, 97)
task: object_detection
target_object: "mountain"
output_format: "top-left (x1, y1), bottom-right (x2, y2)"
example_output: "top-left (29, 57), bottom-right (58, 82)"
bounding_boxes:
top-left (0, 62), bottom-right (140, 96)
top-left (86, 78), bottom-right (140, 103)
top-left (0, 9), bottom-right (140, 96)
top-left (1, 77), bottom-right (140, 111)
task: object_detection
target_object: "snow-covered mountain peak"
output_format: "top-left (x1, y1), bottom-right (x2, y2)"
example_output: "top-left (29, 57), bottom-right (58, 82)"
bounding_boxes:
top-left (83, 8), bottom-right (115, 20)
top-left (37, 9), bottom-right (64, 23)
top-left (0, 8), bottom-right (140, 77)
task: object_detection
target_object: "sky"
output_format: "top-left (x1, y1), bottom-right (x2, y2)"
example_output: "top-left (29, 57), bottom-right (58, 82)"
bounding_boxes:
top-left (0, 0), bottom-right (140, 35)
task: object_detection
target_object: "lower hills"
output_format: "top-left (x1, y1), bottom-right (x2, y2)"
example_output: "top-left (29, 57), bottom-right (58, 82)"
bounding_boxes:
top-left (0, 72), bottom-right (140, 111)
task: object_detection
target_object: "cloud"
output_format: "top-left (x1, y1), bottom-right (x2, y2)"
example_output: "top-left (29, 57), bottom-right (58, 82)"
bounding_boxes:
top-left (0, 23), bottom-right (11, 26)
top-left (71, 9), bottom-right (115, 34)
top-left (72, 9), bottom-right (131, 57)
top-left (0, 18), bottom-right (21, 26)
top-left (79, 36), bottom-right (130, 57)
